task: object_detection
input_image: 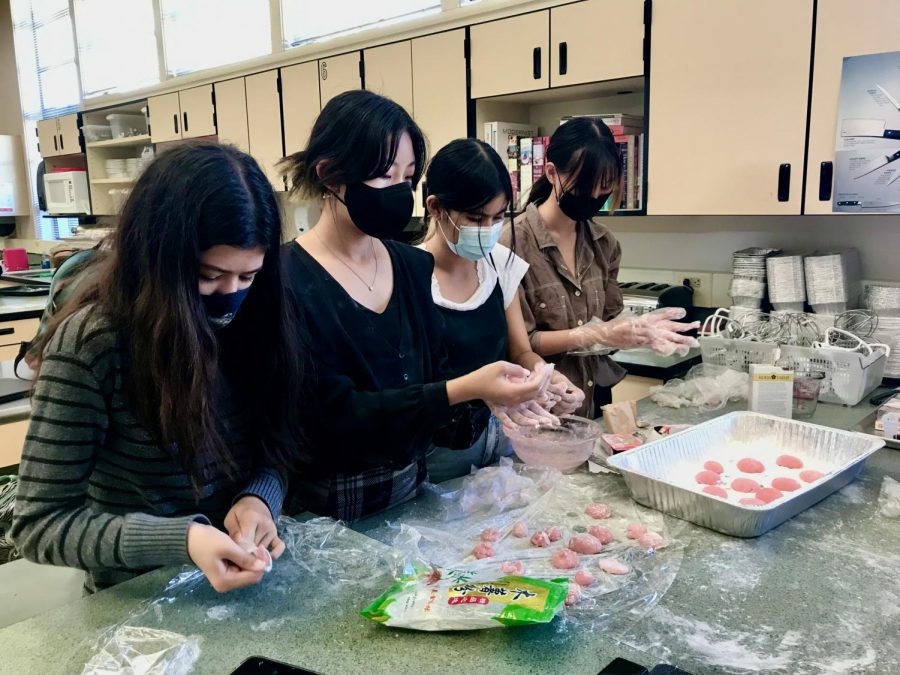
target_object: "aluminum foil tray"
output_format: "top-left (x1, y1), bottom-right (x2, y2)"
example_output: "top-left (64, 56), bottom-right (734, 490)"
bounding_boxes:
top-left (606, 411), bottom-right (884, 537)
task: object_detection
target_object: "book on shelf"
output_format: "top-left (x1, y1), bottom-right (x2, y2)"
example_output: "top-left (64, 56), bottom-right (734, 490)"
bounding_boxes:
top-left (484, 122), bottom-right (538, 208)
top-left (560, 113), bottom-right (644, 129)
top-left (612, 133), bottom-right (644, 211)
top-left (519, 137), bottom-right (534, 205)
top-left (532, 136), bottom-right (550, 184)
top-left (483, 121), bottom-right (538, 160)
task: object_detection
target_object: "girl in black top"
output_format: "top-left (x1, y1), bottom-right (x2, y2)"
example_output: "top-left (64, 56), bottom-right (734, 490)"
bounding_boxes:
top-left (420, 139), bottom-right (585, 482)
top-left (280, 91), bottom-right (546, 522)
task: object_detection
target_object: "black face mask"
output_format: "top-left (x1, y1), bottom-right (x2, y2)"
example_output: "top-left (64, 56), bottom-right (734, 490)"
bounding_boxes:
top-left (556, 188), bottom-right (610, 222)
top-left (331, 181), bottom-right (414, 240)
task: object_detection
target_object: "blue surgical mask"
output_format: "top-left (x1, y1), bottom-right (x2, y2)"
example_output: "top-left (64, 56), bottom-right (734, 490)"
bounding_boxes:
top-left (201, 287), bottom-right (250, 330)
top-left (439, 211), bottom-right (503, 261)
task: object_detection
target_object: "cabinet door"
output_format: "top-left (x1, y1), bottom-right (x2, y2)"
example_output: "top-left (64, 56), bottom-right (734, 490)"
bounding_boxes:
top-left (412, 29), bottom-right (468, 216)
top-left (148, 92), bottom-right (183, 143)
top-left (647, 0), bottom-right (813, 215)
top-left (470, 12), bottom-right (549, 98)
top-left (214, 78), bottom-right (250, 152)
top-left (805, 0), bottom-right (900, 214)
top-left (281, 61), bottom-right (322, 156)
top-left (36, 118), bottom-right (59, 157)
top-left (246, 70), bottom-right (286, 191)
top-left (364, 41), bottom-right (413, 112)
top-left (179, 84), bottom-right (216, 139)
top-left (318, 52), bottom-right (362, 108)
top-left (550, 0), bottom-right (644, 87)
top-left (56, 114), bottom-right (81, 155)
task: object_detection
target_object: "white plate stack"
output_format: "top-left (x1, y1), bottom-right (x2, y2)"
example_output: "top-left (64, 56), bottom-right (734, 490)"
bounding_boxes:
top-left (866, 284), bottom-right (900, 378)
top-left (730, 247), bottom-right (779, 309)
top-left (104, 158), bottom-right (127, 179)
top-left (766, 254), bottom-right (807, 312)
top-left (804, 249), bottom-right (861, 315)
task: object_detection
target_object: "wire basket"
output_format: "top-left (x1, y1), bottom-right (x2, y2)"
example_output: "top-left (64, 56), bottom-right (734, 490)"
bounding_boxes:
top-left (700, 330), bottom-right (888, 407)
top-left (778, 343), bottom-right (888, 406)
top-left (699, 336), bottom-right (781, 372)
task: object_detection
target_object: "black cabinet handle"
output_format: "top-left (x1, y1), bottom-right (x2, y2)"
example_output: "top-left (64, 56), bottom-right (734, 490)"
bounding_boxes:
top-left (59, 133), bottom-right (64, 150)
top-left (0, 327), bottom-right (14, 336)
top-left (53, 135), bottom-right (58, 152)
top-left (533, 47), bottom-right (541, 80)
top-left (183, 112), bottom-right (189, 133)
top-left (818, 161), bottom-right (833, 201)
top-left (777, 163), bottom-right (791, 202)
top-left (173, 114), bottom-right (179, 135)
top-left (559, 42), bottom-right (568, 76)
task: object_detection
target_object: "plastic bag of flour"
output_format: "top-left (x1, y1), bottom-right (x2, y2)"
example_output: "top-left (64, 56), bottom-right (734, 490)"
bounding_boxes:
top-left (361, 566), bottom-right (568, 631)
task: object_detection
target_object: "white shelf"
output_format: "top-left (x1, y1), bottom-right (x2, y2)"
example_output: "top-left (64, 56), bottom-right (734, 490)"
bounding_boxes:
top-left (90, 177), bottom-right (135, 184)
top-left (85, 135), bottom-right (151, 148)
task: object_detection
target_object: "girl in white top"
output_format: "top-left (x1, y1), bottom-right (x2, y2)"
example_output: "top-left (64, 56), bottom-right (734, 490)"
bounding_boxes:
top-left (420, 138), bottom-right (585, 482)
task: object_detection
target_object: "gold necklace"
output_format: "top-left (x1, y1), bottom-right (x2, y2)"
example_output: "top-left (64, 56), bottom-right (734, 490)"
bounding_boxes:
top-left (314, 227), bottom-right (379, 292)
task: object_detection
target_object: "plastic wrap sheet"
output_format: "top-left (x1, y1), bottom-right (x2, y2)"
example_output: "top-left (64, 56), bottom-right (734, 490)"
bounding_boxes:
top-left (81, 626), bottom-right (201, 675)
top-left (78, 518), bottom-right (408, 672)
top-left (360, 458), bottom-right (689, 636)
top-left (650, 364), bottom-right (750, 412)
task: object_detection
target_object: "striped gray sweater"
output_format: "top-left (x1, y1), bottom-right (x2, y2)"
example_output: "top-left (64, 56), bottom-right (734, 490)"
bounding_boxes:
top-left (11, 306), bottom-right (285, 592)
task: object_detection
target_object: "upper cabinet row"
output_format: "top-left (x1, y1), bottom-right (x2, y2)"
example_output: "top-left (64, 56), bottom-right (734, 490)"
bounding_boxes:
top-left (470, 0), bottom-right (645, 98)
top-left (39, 0), bottom-right (900, 216)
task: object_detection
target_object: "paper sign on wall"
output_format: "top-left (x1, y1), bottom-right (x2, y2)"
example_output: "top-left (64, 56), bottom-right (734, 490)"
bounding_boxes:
top-left (833, 51), bottom-right (900, 213)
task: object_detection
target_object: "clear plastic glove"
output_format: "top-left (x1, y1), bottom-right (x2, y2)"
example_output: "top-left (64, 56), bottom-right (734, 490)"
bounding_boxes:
top-left (489, 400), bottom-right (560, 435)
top-left (545, 371), bottom-right (585, 415)
top-left (571, 307), bottom-right (700, 357)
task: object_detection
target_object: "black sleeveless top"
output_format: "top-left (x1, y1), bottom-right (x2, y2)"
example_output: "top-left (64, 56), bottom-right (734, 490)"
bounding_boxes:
top-left (436, 281), bottom-right (508, 379)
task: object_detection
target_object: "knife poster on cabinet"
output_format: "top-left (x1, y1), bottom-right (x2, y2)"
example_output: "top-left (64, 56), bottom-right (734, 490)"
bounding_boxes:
top-left (833, 51), bottom-right (900, 213)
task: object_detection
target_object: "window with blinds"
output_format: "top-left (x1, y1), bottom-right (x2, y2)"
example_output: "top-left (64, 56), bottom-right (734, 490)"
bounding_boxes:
top-left (74, 0), bottom-right (161, 98)
top-left (10, 0), bottom-right (79, 240)
top-left (281, 0), bottom-right (440, 48)
top-left (160, 0), bottom-right (272, 77)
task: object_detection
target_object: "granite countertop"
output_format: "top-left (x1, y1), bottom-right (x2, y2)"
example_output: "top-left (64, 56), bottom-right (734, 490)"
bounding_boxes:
top-left (0, 359), bottom-right (31, 424)
top-left (1, 397), bottom-right (898, 674)
top-left (0, 284), bottom-right (47, 320)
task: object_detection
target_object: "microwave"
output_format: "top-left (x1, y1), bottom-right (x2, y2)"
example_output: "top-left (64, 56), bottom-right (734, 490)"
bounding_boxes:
top-left (44, 169), bottom-right (90, 215)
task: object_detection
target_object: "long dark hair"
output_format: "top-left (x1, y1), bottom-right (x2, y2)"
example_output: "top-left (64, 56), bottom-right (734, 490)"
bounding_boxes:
top-left (35, 142), bottom-right (305, 489)
top-left (527, 117), bottom-right (622, 210)
top-left (282, 89), bottom-right (427, 198)
top-left (421, 138), bottom-right (516, 262)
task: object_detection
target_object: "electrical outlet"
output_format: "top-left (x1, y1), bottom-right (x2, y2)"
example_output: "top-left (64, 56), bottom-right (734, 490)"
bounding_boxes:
top-left (686, 277), bottom-right (703, 289)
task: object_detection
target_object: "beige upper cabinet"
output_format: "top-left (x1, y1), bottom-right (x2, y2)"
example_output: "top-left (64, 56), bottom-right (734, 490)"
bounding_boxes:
top-left (214, 78), bottom-right (250, 153)
top-left (364, 41), bottom-right (413, 113)
top-left (148, 86), bottom-right (216, 143)
top-left (470, 12), bottom-right (549, 98)
top-left (412, 29), bottom-right (468, 216)
top-left (647, 0), bottom-right (813, 215)
top-left (318, 52), bottom-right (362, 108)
top-left (550, 0), bottom-right (644, 87)
top-left (148, 92), bottom-right (183, 143)
top-left (246, 70), bottom-right (286, 191)
top-left (37, 114), bottom-right (81, 158)
top-left (805, 0), bottom-right (900, 214)
top-left (56, 114), bottom-right (82, 155)
top-left (36, 118), bottom-right (60, 158)
top-left (281, 61), bottom-right (321, 156)
top-left (179, 84), bottom-right (216, 139)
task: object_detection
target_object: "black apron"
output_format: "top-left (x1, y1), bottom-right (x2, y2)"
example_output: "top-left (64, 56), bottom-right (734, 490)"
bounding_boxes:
top-left (437, 281), bottom-right (508, 379)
